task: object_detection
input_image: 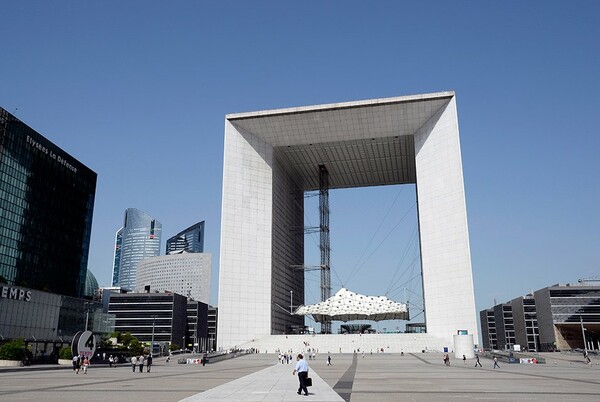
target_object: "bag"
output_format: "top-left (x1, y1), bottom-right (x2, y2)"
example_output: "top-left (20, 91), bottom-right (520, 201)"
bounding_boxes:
top-left (305, 377), bottom-right (312, 387)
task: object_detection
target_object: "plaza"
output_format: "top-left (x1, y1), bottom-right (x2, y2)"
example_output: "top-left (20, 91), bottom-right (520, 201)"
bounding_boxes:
top-left (1, 352), bottom-right (600, 401)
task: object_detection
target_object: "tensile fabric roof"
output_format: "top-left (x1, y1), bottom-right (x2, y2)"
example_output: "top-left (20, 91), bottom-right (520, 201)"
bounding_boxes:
top-left (294, 288), bottom-right (409, 322)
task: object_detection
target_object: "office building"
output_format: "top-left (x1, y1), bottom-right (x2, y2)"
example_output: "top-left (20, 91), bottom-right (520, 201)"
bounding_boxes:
top-left (111, 228), bottom-right (123, 286)
top-left (481, 283), bottom-right (600, 352)
top-left (135, 252), bottom-right (211, 304)
top-left (114, 208), bottom-right (162, 290)
top-left (187, 300), bottom-right (209, 352)
top-left (0, 284), bottom-right (110, 362)
top-left (0, 107), bottom-right (96, 298)
top-left (208, 306), bottom-right (218, 352)
top-left (480, 309), bottom-right (498, 350)
top-left (166, 221), bottom-right (205, 254)
top-left (108, 291), bottom-right (210, 352)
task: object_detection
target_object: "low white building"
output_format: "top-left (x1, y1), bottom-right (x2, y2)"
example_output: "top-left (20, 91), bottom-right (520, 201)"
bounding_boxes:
top-left (135, 251), bottom-right (211, 304)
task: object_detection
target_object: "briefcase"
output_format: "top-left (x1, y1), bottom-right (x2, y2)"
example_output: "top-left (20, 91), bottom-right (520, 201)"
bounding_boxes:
top-left (305, 377), bottom-right (312, 387)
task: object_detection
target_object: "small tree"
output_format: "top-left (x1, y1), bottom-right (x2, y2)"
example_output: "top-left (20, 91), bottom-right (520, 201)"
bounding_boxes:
top-left (59, 346), bottom-right (73, 360)
top-left (0, 339), bottom-right (25, 361)
top-left (129, 338), bottom-right (144, 356)
top-left (169, 343), bottom-right (180, 352)
top-left (121, 332), bottom-right (135, 347)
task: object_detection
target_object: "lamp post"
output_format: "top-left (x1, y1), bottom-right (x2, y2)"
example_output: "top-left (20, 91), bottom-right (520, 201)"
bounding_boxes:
top-left (151, 315), bottom-right (156, 356)
top-left (580, 315), bottom-right (588, 355)
top-left (290, 291), bottom-right (293, 314)
top-left (84, 302), bottom-right (93, 331)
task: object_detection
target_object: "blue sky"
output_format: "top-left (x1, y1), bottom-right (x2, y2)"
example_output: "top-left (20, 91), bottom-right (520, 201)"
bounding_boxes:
top-left (1, 1), bottom-right (599, 332)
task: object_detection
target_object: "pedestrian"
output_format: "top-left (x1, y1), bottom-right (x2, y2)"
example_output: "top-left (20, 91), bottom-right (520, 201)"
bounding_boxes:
top-left (131, 355), bottom-right (137, 372)
top-left (327, 354), bottom-right (332, 366)
top-left (147, 354), bottom-right (153, 372)
top-left (493, 356), bottom-right (500, 369)
top-left (292, 353), bottom-right (309, 396)
top-left (76, 355), bottom-right (83, 374)
top-left (138, 355), bottom-right (144, 373)
top-left (463, 354), bottom-right (466, 365)
top-left (82, 356), bottom-right (90, 374)
top-left (72, 354), bottom-right (78, 372)
top-left (474, 354), bottom-right (482, 367)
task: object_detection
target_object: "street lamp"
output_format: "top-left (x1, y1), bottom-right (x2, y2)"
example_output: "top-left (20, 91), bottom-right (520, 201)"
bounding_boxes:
top-left (151, 315), bottom-right (156, 356)
top-left (84, 302), bottom-right (93, 331)
top-left (580, 315), bottom-right (588, 355)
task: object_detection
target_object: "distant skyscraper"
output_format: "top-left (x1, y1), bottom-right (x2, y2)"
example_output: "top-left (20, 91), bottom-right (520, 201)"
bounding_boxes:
top-left (0, 107), bottom-right (96, 298)
top-left (116, 208), bottom-right (162, 290)
top-left (166, 221), bottom-right (205, 254)
top-left (111, 228), bottom-right (123, 286)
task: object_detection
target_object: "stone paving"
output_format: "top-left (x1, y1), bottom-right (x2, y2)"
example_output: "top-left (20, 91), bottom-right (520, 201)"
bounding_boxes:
top-left (0, 353), bottom-right (599, 401)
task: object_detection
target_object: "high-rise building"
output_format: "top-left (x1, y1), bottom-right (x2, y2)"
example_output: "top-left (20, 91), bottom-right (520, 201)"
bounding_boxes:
top-left (166, 221), bottom-right (205, 254)
top-left (115, 208), bottom-right (161, 290)
top-left (0, 107), bottom-right (96, 298)
top-left (135, 252), bottom-right (211, 304)
top-left (111, 228), bottom-right (123, 286)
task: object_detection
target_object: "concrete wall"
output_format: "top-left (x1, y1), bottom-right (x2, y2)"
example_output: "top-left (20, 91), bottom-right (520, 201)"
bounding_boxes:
top-left (414, 97), bottom-right (478, 343)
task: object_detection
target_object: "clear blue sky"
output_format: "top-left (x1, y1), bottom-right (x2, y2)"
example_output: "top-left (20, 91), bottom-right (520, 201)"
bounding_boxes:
top-left (2, 1), bottom-right (599, 332)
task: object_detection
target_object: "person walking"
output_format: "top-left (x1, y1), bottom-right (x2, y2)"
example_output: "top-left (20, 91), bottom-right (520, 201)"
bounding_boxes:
top-left (463, 354), bottom-right (466, 365)
top-left (474, 354), bottom-right (482, 367)
top-left (82, 356), bottom-right (90, 374)
top-left (131, 355), bottom-right (137, 372)
top-left (293, 353), bottom-right (309, 396)
top-left (76, 355), bottom-right (83, 374)
top-left (493, 356), bottom-right (500, 369)
top-left (72, 354), bottom-right (78, 373)
top-left (147, 354), bottom-right (153, 372)
top-left (327, 354), bottom-right (332, 366)
top-left (138, 355), bottom-right (145, 373)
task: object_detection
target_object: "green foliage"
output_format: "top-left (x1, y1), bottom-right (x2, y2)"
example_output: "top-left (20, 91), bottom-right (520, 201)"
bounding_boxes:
top-left (0, 275), bottom-right (7, 284)
top-left (0, 339), bottom-right (25, 361)
top-left (120, 332), bottom-right (135, 347)
top-left (169, 343), bottom-right (180, 352)
top-left (98, 335), bottom-right (113, 349)
top-left (128, 338), bottom-right (144, 356)
top-left (59, 346), bottom-right (73, 359)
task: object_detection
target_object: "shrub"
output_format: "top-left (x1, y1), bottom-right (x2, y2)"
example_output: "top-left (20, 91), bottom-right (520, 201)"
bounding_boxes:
top-left (59, 346), bottom-right (73, 359)
top-left (0, 339), bottom-right (25, 361)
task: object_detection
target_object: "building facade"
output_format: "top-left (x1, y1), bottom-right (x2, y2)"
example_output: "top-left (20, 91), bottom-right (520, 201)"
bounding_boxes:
top-left (108, 292), bottom-right (187, 350)
top-left (134, 252), bottom-right (211, 304)
top-left (481, 283), bottom-right (600, 352)
top-left (166, 221), bottom-right (205, 254)
top-left (111, 228), bottom-right (123, 286)
top-left (480, 309), bottom-right (498, 350)
top-left (0, 284), bottom-right (109, 362)
top-left (186, 300), bottom-right (209, 352)
top-left (108, 292), bottom-right (210, 353)
top-left (208, 306), bottom-right (218, 352)
top-left (0, 108), bottom-right (96, 298)
top-left (114, 208), bottom-right (162, 291)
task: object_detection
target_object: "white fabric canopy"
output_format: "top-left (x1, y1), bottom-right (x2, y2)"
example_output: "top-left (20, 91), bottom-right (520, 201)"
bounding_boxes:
top-left (294, 288), bottom-right (409, 322)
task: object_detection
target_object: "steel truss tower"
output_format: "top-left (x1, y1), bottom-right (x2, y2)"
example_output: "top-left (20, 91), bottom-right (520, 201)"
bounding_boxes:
top-left (319, 164), bottom-right (332, 334)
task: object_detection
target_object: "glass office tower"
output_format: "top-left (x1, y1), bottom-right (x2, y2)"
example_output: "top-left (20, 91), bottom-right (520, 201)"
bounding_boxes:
top-left (111, 228), bottom-right (123, 286)
top-left (0, 107), bottom-right (96, 298)
top-left (166, 221), bottom-right (205, 254)
top-left (116, 208), bottom-right (161, 290)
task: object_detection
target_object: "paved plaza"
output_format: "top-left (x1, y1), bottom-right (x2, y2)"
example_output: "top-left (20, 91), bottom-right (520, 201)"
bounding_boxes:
top-left (1, 353), bottom-right (600, 401)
